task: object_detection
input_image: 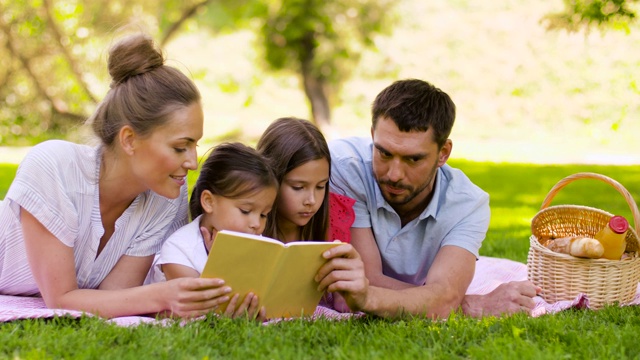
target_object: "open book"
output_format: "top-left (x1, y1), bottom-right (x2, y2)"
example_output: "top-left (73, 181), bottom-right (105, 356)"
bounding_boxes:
top-left (200, 230), bottom-right (342, 319)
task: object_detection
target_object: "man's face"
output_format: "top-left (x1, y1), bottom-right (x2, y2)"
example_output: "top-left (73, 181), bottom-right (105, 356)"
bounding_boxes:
top-left (371, 117), bottom-right (451, 214)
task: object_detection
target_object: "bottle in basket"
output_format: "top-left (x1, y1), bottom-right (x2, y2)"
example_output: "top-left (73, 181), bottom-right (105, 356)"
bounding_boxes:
top-left (594, 215), bottom-right (629, 260)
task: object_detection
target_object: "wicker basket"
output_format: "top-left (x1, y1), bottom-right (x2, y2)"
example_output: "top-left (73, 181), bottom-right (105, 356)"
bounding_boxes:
top-left (527, 172), bottom-right (640, 309)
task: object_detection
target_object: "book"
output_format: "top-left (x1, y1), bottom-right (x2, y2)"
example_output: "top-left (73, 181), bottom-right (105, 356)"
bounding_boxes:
top-left (200, 230), bottom-right (342, 319)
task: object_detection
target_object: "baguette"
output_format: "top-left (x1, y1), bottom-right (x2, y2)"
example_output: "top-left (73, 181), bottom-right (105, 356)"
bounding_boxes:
top-left (546, 236), bottom-right (604, 259)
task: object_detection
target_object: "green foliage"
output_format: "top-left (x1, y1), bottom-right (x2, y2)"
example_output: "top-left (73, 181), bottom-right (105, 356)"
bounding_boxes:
top-left (0, 0), bottom-right (397, 143)
top-left (187, 0), bottom-right (397, 86)
top-left (0, 0), bottom-right (159, 146)
top-left (260, 0), bottom-right (396, 89)
top-left (543, 0), bottom-right (639, 33)
top-left (194, 1), bottom-right (268, 33)
top-left (187, 0), bottom-right (398, 122)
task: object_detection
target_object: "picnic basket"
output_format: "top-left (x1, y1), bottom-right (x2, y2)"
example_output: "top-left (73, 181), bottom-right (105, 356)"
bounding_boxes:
top-left (527, 172), bottom-right (640, 309)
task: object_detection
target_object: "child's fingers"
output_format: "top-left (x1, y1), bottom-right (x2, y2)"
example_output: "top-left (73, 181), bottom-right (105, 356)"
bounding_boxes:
top-left (199, 226), bottom-right (213, 241)
top-left (222, 293), bottom-right (240, 317)
top-left (232, 293), bottom-right (256, 318)
top-left (245, 294), bottom-right (261, 319)
top-left (255, 306), bottom-right (267, 322)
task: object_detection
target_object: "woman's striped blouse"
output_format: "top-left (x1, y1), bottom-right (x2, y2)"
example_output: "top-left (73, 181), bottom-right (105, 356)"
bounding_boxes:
top-left (0, 140), bottom-right (188, 296)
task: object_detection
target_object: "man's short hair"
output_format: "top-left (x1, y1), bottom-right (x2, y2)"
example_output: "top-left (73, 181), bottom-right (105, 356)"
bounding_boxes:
top-left (371, 79), bottom-right (456, 148)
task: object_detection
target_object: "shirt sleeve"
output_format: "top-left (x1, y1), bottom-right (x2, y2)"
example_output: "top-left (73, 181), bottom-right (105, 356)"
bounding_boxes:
top-left (441, 192), bottom-right (490, 258)
top-left (6, 141), bottom-right (80, 247)
top-left (124, 183), bottom-right (189, 257)
top-left (155, 231), bottom-right (196, 269)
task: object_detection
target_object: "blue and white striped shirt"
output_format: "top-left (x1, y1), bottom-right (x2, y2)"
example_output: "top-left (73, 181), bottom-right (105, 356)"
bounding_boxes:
top-left (0, 140), bottom-right (188, 295)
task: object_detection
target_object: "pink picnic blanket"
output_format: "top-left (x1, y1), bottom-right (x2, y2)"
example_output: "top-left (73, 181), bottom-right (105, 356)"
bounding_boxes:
top-left (2, 256), bottom-right (638, 325)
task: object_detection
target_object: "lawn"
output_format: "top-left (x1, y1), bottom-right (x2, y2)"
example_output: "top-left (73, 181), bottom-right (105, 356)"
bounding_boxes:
top-left (2, 160), bottom-right (639, 359)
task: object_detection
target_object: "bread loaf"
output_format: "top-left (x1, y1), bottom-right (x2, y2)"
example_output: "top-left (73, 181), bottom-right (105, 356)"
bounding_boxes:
top-left (546, 236), bottom-right (604, 259)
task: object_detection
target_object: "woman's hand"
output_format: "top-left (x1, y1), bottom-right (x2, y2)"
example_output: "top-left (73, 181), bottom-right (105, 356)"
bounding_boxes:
top-left (161, 277), bottom-right (233, 318)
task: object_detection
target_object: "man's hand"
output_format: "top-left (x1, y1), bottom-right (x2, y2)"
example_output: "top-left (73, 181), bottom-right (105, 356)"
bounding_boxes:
top-left (315, 244), bottom-right (370, 312)
top-left (462, 280), bottom-right (541, 318)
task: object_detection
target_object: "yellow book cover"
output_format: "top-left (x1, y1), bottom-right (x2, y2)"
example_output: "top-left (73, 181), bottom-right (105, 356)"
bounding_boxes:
top-left (200, 230), bottom-right (341, 319)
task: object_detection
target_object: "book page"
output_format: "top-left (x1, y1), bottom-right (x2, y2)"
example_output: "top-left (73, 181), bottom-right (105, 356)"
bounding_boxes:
top-left (260, 241), bottom-right (341, 318)
top-left (200, 231), bottom-right (284, 314)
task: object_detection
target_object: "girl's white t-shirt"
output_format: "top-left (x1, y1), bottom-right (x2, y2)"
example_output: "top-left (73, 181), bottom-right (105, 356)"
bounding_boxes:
top-left (146, 215), bottom-right (208, 284)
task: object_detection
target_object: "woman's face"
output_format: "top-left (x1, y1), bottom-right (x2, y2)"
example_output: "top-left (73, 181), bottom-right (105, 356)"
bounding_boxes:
top-left (130, 102), bottom-right (204, 199)
top-left (276, 158), bottom-right (329, 232)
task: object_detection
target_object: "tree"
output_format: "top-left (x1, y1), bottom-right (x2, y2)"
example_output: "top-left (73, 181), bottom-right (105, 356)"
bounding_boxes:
top-left (0, 0), bottom-right (397, 145)
top-left (259, 0), bottom-right (396, 129)
top-left (163, 0), bottom-right (397, 129)
top-left (543, 0), bottom-right (638, 33)
top-left (0, 0), bottom-right (169, 145)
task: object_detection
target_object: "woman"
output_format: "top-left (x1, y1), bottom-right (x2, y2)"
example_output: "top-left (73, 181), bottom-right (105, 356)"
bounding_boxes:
top-left (0, 34), bottom-right (229, 319)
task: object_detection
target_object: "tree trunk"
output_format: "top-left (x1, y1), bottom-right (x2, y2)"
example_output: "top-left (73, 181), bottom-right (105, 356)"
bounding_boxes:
top-left (160, 0), bottom-right (212, 47)
top-left (43, 0), bottom-right (98, 104)
top-left (300, 32), bottom-right (331, 128)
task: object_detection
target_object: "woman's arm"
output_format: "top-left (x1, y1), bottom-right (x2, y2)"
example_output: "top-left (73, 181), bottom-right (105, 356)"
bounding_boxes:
top-left (100, 255), bottom-right (154, 290)
top-left (20, 208), bottom-right (231, 319)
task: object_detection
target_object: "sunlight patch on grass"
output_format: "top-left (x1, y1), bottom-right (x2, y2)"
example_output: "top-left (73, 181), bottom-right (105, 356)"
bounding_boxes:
top-left (490, 206), bottom-right (536, 231)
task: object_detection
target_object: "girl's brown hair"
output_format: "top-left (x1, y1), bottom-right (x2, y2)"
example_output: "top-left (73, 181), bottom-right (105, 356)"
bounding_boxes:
top-left (257, 117), bottom-right (331, 241)
top-left (88, 33), bottom-right (201, 146)
top-left (189, 142), bottom-right (279, 220)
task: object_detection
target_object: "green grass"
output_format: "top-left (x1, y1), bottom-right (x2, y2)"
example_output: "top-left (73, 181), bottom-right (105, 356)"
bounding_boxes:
top-left (0, 164), bottom-right (17, 199)
top-left (2, 161), bottom-right (640, 359)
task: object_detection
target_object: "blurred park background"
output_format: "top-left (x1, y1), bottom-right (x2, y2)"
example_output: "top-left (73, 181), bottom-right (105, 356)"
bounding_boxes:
top-left (1, 0), bottom-right (639, 165)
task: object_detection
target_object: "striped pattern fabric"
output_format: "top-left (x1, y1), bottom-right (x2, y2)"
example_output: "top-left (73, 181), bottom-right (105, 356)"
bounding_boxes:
top-left (0, 140), bottom-right (188, 296)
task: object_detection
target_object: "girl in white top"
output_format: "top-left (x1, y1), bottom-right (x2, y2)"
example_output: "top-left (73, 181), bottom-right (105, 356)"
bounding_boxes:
top-left (0, 33), bottom-right (232, 319)
top-left (148, 142), bottom-right (278, 320)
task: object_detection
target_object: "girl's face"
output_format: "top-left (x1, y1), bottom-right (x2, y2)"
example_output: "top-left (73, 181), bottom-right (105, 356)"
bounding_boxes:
top-left (203, 186), bottom-right (278, 237)
top-left (276, 158), bottom-right (329, 233)
top-left (129, 102), bottom-right (203, 199)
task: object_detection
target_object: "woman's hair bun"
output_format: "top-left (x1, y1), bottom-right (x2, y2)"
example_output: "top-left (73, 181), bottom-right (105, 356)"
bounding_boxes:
top-left (108, 34), bottom-right (164, 87)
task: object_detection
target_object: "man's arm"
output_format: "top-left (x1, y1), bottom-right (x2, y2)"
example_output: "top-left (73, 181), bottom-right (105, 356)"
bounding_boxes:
top-left (350, 227), bottom-right (413, 290)
top-left (317, 243), bottom-right (475, 319)
top-left (350, 226), bottom-right (473, 317)
top-left (21, 208), bottom-right (233, 319)
top-left (367, 245), bottom-right (475, 318)
top-left (317, 241), bottom-right (540, 319)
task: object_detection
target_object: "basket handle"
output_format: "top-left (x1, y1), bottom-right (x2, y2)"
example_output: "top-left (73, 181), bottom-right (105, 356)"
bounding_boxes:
top-left (540, 172), bottom-right (640, 235)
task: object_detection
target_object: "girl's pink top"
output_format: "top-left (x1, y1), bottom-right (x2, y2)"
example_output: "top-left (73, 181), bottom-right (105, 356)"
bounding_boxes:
top-left (328, 192), bottom-right (356, 243)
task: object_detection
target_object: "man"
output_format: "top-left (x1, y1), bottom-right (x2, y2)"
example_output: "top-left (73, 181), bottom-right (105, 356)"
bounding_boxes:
top-left (316, 79), bottom-right (538, 318)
